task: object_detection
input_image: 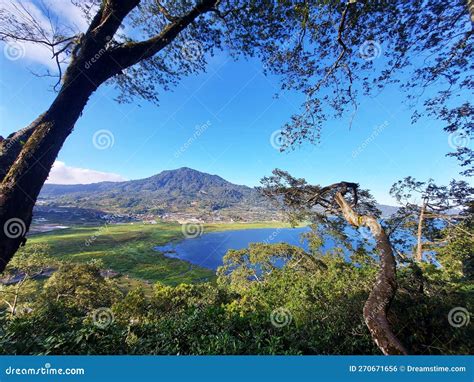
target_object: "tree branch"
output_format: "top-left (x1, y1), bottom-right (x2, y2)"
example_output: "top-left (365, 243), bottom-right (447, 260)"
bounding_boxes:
top-left (108, 0), bottom-right (218, 70)
top-left (154, 0), bottom-right (177, 22)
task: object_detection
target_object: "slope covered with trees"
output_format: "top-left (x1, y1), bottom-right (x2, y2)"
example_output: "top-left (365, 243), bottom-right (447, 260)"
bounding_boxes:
top-left (39, 167), bottom-right (269, 214)
top-left (0, 225), bottom-right (471, 355)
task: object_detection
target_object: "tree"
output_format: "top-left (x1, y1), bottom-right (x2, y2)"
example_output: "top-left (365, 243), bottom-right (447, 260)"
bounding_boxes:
top-left (436, 218), bottom-right (474, 280)
top-left (0, 243), bottom-right (51, 316)
top-left (42, 260), bottom-right (121, 312)
top-left (260, 169), bottom-right (407, 355)
top-left (217, 242), bottom-right (327, 293)
top-left (389, 177), bottom-right (473, 262)
top-left (0, 0), bottom-right (218, 270)
top-left (0, 0), bottom-right (472, 271)
top-left (266, 0), bottom-right (473, 176)
top-left (0, 0), bottom-right (314, 271)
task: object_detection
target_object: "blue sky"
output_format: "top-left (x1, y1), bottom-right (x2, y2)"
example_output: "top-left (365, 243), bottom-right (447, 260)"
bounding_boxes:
top-left (0, 3), bottom-right (470, 205)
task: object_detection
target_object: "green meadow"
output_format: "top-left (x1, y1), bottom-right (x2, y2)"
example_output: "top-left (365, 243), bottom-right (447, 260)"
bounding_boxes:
top-left (27, 221), bottom-right (290, 286)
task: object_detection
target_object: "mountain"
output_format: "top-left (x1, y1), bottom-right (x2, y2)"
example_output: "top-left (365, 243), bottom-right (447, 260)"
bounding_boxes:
top-left (39, 167), bottom-right (272, 220)
top-left (377, 204), bottom-right (399, 218)
top-left (39, 167), bottom-right (398, 222)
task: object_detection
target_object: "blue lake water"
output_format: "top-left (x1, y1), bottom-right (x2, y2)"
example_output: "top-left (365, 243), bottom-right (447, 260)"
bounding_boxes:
top-left (154, 227), bottom-right (343, 270)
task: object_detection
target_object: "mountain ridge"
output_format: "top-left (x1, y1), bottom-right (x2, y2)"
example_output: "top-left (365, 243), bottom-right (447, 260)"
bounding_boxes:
top-left (40, 167), bottom-right (271, 220)
top-left (40, 167), bottom-right (397, 220)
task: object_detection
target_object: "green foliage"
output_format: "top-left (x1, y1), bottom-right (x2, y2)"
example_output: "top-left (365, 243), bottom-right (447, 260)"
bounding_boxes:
top-left (388, 177), bottom-right (473, 261)
top-left (0, 243), bottom-right (53, 316)
top-left (5, 243), bottom-right (52, 275)
top-left (113, 287), bottom-right (149, 324)
top-left (392, 266), bottom-right (473, 355)
top-left (1, 240), bottom-right (471, 355)
top-left (436, 221), bottom-right (474, 281)
top-left (41, 261), bottom-right (122, 313)
top-left (217, 241), bottom-right (327, 293)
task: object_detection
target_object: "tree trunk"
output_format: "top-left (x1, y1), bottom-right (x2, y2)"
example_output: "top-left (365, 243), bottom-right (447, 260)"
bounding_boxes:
top-left (0, 75), bottom-right (98, 273)
top-left (0, 114), bottom-right (44, 182)
top-left (0, 0), bottom-right (152, 273)
top-left (468, 0), bottom-right (474, 23)
top-left (335, 192), bottom-right (408, 355)
top-left (415, 201), bottom-right (426, 262)
top-left (0, 0), bottom-right (220, 274)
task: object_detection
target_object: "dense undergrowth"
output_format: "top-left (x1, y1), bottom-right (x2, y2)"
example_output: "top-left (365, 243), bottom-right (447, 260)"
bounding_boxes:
top-left (0, 236), bottom-right (471, 355)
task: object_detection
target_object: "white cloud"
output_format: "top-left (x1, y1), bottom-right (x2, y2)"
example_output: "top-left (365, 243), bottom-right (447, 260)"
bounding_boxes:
top-left (45, 0), bottom-right (90, 31)
top-left (0, 0), bottom-right (88, 69)
top-left (46, 161), bottom-right (127, 185)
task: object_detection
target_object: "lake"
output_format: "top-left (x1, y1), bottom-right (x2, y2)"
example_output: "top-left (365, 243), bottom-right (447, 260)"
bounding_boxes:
top-left (155, 227), bottom-right (343, 270)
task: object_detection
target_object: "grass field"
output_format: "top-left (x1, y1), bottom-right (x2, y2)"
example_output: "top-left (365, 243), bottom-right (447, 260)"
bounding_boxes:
top-left (27, 221), bottom-right (290, 286)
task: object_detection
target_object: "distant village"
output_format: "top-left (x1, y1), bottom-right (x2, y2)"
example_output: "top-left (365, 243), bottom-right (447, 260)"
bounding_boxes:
top-left (31, 204), bottom-right (281, 232)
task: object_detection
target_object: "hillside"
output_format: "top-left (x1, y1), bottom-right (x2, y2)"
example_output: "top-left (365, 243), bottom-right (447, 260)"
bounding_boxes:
top-left (39, 167), bottom-right (274, 221)
top-left (39, 167), bottom-right (398, 221)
